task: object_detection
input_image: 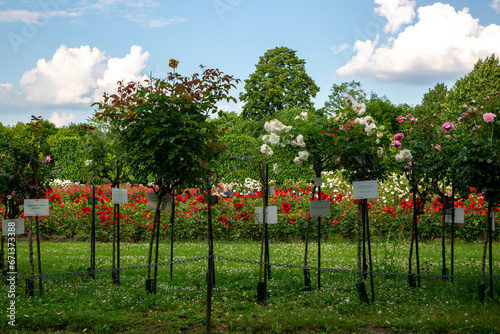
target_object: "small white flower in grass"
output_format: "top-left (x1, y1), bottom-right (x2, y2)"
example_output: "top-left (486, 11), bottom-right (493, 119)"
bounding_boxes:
top-left (260, 144), bottom-right (273, 156)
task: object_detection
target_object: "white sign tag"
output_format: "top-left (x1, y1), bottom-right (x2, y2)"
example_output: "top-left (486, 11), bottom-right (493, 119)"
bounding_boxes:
top-left (445, 208), bottom-right (465, 224)
top-left (112, 188), bottom-right (128, 205)
top-left (314, 177), bottom-right (322, 187)
top-left (147, 193), bottom-right (173, 211)
top-left (267, 187), bottom-right (276, 196)
top-left (310, 200), bottom-right (331, 217)
top-left (255, 206), bottom-right (278, 224)
top-left (352, 180), bottom-right (379, 199)
top-left (2, 218), bottom-right (25, 236)
top-left (24, 199), bottom-right (49, 217)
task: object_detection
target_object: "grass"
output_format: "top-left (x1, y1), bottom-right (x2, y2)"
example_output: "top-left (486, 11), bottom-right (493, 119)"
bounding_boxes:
top-left (1, 238), bottom-right (499, 333)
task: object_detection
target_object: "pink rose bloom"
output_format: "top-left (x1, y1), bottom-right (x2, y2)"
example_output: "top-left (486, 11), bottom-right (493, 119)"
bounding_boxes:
top-left (397, 115), bottom-right (405, 123)
top-left (393, 133), bottom-right (405, 141)
top-left (45, 156), bottom-right (51, 162)
top-left (463, 104), bottom-right (468, 108)
top-left (407, 114), bottom-right (415, 122)
top-left (483, 113), bottom-right (496, 123)
top-left (442, 122), bottom-right (454, 132)
top-left (391, 140), bottom-right (402, 148)
top-left (434, 144), bottom-right (441, 153)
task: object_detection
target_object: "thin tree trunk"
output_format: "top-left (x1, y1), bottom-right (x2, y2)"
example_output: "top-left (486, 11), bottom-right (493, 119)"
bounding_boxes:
top-left (147, 200), bottom-right (161, 280)
top-left (481, 204), bottom-right (491, 285)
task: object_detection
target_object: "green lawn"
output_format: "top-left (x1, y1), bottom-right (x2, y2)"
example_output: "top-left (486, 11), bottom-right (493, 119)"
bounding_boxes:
top-left (1, 239), bottom-right (499, 333)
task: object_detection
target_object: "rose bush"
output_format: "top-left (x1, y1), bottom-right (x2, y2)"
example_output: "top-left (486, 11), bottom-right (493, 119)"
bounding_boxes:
top-left (5, 176), bottom-right (496, 243)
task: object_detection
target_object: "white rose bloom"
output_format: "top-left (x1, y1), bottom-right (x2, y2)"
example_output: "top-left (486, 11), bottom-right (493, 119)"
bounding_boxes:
top-left (85, 160), bottom-right (93, 166)
top-left (377, 147), bottom-right (384, 158)
top-left (260, 144), bottom-right (273, 156)
top-left (298, 150), bottom-right (309, 161)
top-left (269, 133), bottom-right (280, 146)
top-left (365, 123), bottom-right (377, 136)
top-left (291, 134), bottom-right (306, 148)
top-left (295, 111), bottom-right (308, 120)
top-left (401, 149), bottom-right (412, 161)
top-left (395, 151), bottom-right (405, 163)
top-left (354, 102), bottom-right (366, 115)
top-left (294, 157), bottom-right (303, 165)
top-left (262, 135), bottom-right (270, 144)
top-left (376, 131), bottom-right (383, 138)
top-left (343, 94), bottom-right (355, 107)
top-left (354, 117), bottom-right (366, 125)
top-left (273, 163), bottom-right (280, 175)
top-left (264, 121), bottom-right (274, 133)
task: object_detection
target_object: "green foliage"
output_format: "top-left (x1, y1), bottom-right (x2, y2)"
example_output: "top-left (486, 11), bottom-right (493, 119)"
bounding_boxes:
top-left (414, 82), bottom-right (449, 124)
top-left (51, 136), bottom-right (86, 182)
top-left (219, 133), bottom-right (259, 184)
top-left (449, 54), bottom-right (500, 109)
top-left (240, 46), bottom-right (319, 120)
top-left (324, 80), bottom-right (366, 112)
top-left (366, 93), bottom-right (412, 134)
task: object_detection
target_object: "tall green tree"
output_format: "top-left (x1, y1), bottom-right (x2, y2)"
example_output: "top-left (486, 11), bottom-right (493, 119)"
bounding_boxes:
top-left (414, 83), bottom-right (449, 123)
top-left (240, 47), bottom-right (319, 120)
top-left (448, 54), bottom-right (500, 109)
top-left (324, 80), bottom-right (366, 112)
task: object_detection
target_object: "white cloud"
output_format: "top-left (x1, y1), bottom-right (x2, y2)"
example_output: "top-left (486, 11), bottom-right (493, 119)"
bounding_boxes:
top-left (491, 0), bottom-right (500, 13)
top-left (331, 43), bottom-right (349, 55)
top-left (336, 3), bottom-right (500, 84)
top-left (19, 45), bottom-right (149, 105)
top-left (48, 112), bottom-right (77, 127)
top-left (0, 9), bottom-right (79, 23)
top-left (374, 0), bottom-right (416, 33)
top-left (0, 83), bottom-right (13, 102)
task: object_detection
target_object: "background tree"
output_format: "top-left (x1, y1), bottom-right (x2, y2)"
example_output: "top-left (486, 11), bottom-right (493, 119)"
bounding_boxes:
top-left (366, 93), bottom-right (412, 134)
top-left (240, 46), bottom-right (319, 120)
top-left (324, 80), bottom-right (366, 112)
top-left (448, 54), bottom-right (500, 109)
top-left (414, 83), bottom-right (449, 123)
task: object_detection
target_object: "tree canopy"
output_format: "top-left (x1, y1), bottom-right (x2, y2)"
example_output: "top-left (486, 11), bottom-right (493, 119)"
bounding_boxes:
top-left (240, 46), bottom-right (319, 120)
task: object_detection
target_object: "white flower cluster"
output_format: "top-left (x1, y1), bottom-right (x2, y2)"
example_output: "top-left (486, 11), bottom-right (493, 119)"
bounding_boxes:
top-left (395, 149), bottom-right (412, 163)
top-left (354, 115), bottom-right (377, 136)
top-left (261, 119), bottom-right (293, 156)
top-left (293, 151), bottom-right (309, 166)
top-left (50, 179), bottom-right (79, 188)
top-left (294, 111), bottom-right (308, 120)
top-left (343, 94), bottom-right (366, 116)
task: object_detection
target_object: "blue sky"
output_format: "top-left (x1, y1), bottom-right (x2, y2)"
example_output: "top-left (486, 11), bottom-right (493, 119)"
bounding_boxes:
top-left (0, 0), bottom-right (499, 127)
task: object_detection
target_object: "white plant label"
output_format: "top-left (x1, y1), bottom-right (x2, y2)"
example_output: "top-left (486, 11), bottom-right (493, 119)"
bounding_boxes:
top-left (112, 188), bottom-right (128, 205)
top-left (147, 193), bottom-right (173, 211)
top-left (445, 208), bottom-right (465, 224)
top-left (310, 200), bottom-right (331, 217)
top-left (255, 206), bottom-right (278, 224)
top-left (352, 180), bottom-right (379, 199)
top-left (2, 218), bottom-right (25, 236)
top-left (23, 199), bottom-right (49, 217)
